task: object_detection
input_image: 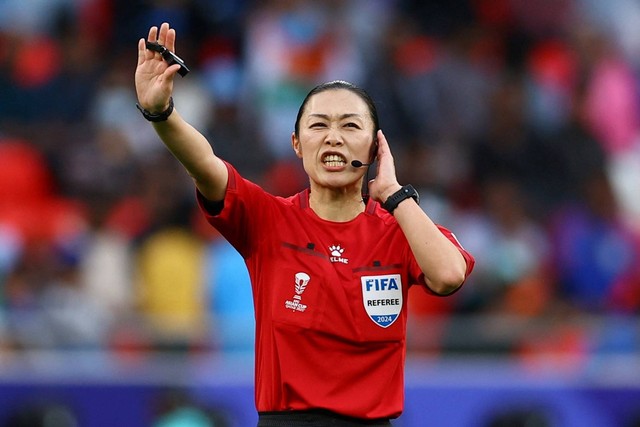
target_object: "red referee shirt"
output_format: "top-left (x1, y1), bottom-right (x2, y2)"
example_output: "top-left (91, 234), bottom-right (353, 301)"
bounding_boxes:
top-left (197, 162), bottom-right (474, 419)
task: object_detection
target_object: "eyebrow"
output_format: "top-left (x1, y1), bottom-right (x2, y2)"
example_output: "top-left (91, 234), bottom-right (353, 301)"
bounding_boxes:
top-left (308, 113), bottom-right (363, 120)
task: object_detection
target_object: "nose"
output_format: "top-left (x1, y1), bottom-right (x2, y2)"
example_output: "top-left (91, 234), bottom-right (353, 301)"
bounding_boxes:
top-left (325, 127), bottom-right (344, 146)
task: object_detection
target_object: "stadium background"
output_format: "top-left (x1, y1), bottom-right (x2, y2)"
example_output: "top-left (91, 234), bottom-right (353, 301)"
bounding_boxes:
top-left (1, 0), bottom-right (640, 425)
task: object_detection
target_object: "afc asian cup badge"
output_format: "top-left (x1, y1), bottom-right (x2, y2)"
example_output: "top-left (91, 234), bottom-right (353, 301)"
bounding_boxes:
top-left (285, 272), bottom-right (310, 312)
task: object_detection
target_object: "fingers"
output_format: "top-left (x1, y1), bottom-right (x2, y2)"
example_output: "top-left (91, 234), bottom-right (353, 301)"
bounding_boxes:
top-left (166, 28), bottom-right (176, 53)
top-left (157, 22), bottom-right (169, 45)
top-left (148, 25), bottom-right (158, 43)
top-left (376, 129), bottom-right (389, 156)
top-left (137, 38), bottom-right (146, 65)
top-left (146, 23), bottom-right (178, 55)
top-left (374, 129), bottom-right (396, 177)
top-left (157, 23), bottom-right (176, 53)
top-left (375, 129), bottom-right (392, 166)
top-left (164, 63), bottom-right (182, 80)
top-left (144, 26), bottom-right (159, 62)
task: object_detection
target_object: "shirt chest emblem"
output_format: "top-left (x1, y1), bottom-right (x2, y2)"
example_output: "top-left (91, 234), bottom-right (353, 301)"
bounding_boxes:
top-left (329, 244), bottom-right (349, 264)
top-left (361, 274), bottom-right (403, 328)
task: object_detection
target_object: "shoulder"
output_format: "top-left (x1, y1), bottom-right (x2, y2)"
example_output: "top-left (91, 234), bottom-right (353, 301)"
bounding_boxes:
top-left (225, 163), bottom-right (308, 215)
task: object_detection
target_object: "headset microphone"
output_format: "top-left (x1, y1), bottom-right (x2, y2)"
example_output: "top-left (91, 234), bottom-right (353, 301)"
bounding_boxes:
top-left (351, 160), bottom-right (372, 168)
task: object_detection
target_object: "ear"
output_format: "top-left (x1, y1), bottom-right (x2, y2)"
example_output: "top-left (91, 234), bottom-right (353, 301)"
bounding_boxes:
top-left (291, 132), bottom-right (303, 158)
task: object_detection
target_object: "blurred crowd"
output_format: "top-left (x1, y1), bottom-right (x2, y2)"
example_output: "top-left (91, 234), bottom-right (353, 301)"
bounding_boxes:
top-left (1, 0), bottom-right (640, 361)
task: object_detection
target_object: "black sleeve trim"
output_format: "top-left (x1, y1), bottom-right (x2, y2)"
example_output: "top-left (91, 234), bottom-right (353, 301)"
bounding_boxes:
top-left (197, 190), bottom-right (225, 216)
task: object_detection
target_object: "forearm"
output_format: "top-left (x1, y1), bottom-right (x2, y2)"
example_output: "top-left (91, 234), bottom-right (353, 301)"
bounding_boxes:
top-left (152, 109), bottom-right (228, 201)
top-left (391, 198), bottom-right (468, 295)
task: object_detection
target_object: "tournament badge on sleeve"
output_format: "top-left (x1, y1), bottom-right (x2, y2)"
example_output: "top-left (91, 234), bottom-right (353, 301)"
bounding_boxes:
top-left (361, 274), bottom-right (403, 327)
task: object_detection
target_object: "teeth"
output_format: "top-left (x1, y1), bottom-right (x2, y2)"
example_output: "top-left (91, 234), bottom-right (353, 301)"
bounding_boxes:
top-left (324, 154), bottom-right (346, 167)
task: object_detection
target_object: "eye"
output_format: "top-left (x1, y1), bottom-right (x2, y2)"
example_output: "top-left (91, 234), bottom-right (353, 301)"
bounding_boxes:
top-left (310, 122), bottom-right (327, 128)
top-left (344, 122), bottom-right (361, 129)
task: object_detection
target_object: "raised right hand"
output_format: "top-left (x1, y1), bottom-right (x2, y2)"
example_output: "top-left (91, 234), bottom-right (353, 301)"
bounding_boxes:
top-left (135, 22), bottom-right (182, 113)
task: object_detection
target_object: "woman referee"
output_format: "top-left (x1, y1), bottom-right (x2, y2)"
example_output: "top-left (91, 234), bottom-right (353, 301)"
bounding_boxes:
top-left (134, 22), bottom-right (474, 427)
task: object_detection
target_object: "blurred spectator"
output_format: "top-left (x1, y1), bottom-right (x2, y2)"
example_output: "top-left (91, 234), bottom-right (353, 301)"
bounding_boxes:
top-left (4, 238), bottom-right (110, 349)
top-left (76, 190), bottom-right (135, 343)
top-left (577, 27), bottom-right (639, 155)
top-left (576, 0), bottom-right (640, 66)
top-left (468, 73), bottom-right (558, 218)
top-left (135, 225), bottom-right (208, 352)
top-left (0, 139), bottom-right (93, 349)
top-left (204, 236), bottom-right (254, 355)
top-left (0, 0), bottom-right (74, 36)
top-left (539, 75), bottom-right (607, 209)
top-left (132, 156), bottom-right (209, 352)
top-left (569, 24), bottom-right (640, 231)
top-left (91, 53), bottom-right (161, 161)
top-left (525, 39), bottom-right (578, 136)
top-left (548, 168), bottom-right (640, 313)
top-left (449, 177), bottom-right (551, 315)
top-left (243, 0), bottom-right (364, 159)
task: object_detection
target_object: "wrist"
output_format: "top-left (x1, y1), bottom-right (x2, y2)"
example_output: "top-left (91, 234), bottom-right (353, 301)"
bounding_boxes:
top-left (381, 184), bottom-right (419, 214)
top-left (136, 97), bottom-right (174, 122)
top-left (380, 184), bottom-right (402, 202)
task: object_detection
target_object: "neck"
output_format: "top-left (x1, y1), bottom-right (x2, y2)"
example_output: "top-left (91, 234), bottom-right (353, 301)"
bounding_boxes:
top-left (308, 187), bottom-right (365, 222)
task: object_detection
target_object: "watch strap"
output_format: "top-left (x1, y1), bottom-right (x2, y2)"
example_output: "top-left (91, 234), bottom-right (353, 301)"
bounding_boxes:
top-left (382, 184), bottom-right (419, 214)
top-left (136, 97), bottom-right (174, 122)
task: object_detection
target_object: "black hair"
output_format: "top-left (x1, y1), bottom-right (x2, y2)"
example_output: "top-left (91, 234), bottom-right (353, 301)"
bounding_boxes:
top-left (294, 80), bottom-right (379, 141)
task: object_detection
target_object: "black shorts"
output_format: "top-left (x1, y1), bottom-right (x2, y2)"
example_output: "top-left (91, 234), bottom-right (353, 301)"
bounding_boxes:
top-left (257, 410), bottom-right (392, 427)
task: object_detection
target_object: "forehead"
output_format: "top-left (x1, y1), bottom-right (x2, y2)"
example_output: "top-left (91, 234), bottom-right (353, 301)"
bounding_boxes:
top-left (303, 89), bottom-right (370, 119)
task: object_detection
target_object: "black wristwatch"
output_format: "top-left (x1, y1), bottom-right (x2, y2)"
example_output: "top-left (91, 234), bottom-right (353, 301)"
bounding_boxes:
top-left (136, 97), bottom-right (174, 122)
top-left (382, 184), bottom-right (419, 214)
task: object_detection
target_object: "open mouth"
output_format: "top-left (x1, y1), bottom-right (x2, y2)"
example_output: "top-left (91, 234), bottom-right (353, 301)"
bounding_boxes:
top-left (323, 154), bottom-right (347, 167)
